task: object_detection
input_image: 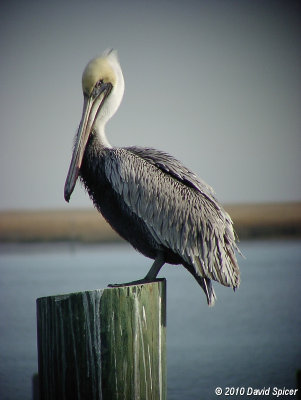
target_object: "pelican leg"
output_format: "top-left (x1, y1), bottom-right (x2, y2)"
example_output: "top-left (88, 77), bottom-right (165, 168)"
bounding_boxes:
top-left (108, 252), bottom-right (165, 288)
top-left (144, 252), bottom-right (165, 280)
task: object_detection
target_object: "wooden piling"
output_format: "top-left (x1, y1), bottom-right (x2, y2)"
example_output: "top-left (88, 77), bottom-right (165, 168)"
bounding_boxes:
top-left (36, 279), bottom-right (166, 400)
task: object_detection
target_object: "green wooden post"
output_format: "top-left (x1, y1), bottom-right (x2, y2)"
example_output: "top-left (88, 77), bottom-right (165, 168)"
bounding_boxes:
top-left (36, 280), bottom-right (166, 400)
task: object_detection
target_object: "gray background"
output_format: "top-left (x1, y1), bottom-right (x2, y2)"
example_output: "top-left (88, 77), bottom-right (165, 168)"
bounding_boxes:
top-left (1, 0), bottom-right (300, 210)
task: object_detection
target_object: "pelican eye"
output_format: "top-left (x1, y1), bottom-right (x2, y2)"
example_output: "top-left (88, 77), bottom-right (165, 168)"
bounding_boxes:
top-left (92, 79), bottom-right (105, 98)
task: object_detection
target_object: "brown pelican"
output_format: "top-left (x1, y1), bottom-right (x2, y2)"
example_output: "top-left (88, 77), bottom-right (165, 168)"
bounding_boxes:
top-left (64, 49), bottom-right (240, 305)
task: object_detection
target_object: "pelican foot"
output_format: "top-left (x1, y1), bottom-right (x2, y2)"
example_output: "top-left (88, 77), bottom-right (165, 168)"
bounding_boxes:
top-left (108, 278), bottom-right (162, 288)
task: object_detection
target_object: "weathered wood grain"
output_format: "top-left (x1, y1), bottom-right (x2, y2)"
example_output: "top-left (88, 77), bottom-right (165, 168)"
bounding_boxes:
top-left (37, 280), bottom-right (166, 400)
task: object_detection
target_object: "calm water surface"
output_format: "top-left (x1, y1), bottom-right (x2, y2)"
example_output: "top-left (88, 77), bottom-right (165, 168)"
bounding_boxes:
top-left (0, 239), bottom-right (300, 400)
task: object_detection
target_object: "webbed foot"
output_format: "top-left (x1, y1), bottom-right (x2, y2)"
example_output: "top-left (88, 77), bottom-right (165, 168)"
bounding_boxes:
top-left (108, 278), bottom-right (161, 288)
top-left (108, 254), bottom-right (165, 289)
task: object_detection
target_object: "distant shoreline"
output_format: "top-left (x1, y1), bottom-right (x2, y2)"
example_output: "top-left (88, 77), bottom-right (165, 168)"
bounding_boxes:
top-left (0, 202), bottom-right (300, 243)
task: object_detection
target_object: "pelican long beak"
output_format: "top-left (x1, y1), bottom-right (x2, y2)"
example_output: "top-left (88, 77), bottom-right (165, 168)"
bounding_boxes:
top-left (64, 83), bottom-right (112, 202)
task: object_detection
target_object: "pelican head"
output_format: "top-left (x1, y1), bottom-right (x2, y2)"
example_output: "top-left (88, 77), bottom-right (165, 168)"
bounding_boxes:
top-left (64, 49), bottom-right (124, 202)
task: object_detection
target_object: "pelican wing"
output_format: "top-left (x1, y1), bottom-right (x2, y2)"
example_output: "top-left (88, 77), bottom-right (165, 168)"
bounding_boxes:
top-left (127, 147), bottom-right (220, 206)
top-left (105, 147), bottom-right (240, 288)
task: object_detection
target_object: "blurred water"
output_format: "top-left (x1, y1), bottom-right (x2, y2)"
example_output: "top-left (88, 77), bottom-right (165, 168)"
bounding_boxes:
top-left (0, 239), bottom-right (300, 400)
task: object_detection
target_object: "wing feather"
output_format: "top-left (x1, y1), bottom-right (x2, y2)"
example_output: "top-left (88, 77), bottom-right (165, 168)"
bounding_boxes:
top-left (105, 147), bottom-right (240, 288)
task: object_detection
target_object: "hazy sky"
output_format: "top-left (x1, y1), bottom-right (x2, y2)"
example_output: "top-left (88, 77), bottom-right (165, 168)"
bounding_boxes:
top-left (1, 0), bottom-right (300, 210)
